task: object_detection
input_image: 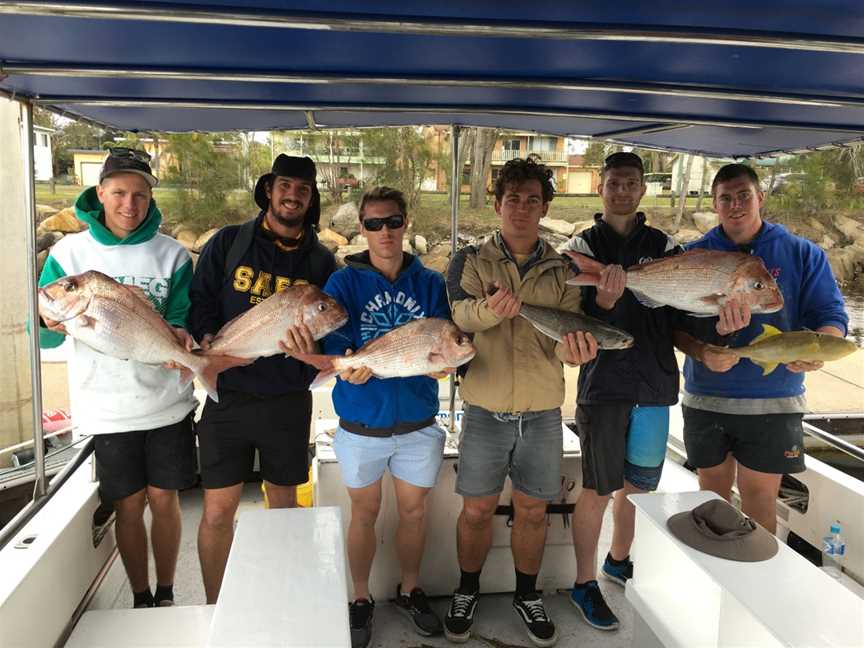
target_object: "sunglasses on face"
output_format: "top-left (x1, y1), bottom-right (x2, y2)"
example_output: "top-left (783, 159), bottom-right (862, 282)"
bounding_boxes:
top-left (362, 214), bottom-right (405, 232)
top-left (109, 147), bottom-right (152, 163)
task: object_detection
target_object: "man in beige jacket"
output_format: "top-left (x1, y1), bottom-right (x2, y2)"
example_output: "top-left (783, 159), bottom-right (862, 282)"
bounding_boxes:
top-left (443, 158), bottom-right (597, 647)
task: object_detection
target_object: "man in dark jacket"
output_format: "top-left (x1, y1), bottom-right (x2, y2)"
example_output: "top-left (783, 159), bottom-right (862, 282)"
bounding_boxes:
top-left (559, 153), bottom-right (746, 631)
top-left (189, 155), bottom-right (336, 603)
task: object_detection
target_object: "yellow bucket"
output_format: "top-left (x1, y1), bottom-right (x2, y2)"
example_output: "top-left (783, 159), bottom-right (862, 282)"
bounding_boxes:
top-left (261, 469), bottom-right (314, 508)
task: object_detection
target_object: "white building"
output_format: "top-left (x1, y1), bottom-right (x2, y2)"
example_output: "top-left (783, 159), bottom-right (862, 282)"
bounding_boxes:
top-left (33, 125), bottom-right (54, 181)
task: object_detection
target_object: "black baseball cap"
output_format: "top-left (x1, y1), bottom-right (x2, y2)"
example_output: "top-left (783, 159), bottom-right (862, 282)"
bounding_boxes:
top-left (603, 151), bottom-right (644, 176)
top-left (254, 154), bottom-right (321, 227)
top-left (99, 147), bottom-right (158, 187)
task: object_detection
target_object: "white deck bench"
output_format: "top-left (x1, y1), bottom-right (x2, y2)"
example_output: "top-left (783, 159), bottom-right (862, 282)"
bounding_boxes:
top-left (66, 605), bottom-right (215, 647)
top-left (206, 506), bottom-right (350, 648)
top-left (627, 491), bottom-right (864, 648)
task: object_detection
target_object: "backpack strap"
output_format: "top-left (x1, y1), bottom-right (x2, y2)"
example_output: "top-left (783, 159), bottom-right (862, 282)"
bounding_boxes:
top-left (223, 218), bottom-right (258, 284)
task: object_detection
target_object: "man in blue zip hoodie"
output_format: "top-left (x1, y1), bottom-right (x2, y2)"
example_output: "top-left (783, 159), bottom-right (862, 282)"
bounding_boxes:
top-left (674, 163), bottom-right (848, 533)
top-left (321, 187), bottom-right (450, 648)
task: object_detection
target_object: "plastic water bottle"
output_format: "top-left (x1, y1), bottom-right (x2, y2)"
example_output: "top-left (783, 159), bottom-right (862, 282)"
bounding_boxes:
top-left (822, 522), bottom-right (846, 579)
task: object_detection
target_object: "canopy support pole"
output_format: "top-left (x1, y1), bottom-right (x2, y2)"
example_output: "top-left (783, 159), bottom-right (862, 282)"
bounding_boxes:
top-left (448, 125), bottom-right (461, 434)
top-left (20, 98), bottom-right (46, 499)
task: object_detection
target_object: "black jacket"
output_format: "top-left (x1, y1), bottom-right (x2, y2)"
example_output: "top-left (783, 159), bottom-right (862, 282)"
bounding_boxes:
top-left (566, 213), bottom-right (683, 406)
top-left (189, 213), bottom-right (337, 396)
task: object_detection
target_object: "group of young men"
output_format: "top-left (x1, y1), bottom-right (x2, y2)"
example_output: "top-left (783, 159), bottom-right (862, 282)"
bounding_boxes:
top-left (38, 145), bottom-right (847, 647)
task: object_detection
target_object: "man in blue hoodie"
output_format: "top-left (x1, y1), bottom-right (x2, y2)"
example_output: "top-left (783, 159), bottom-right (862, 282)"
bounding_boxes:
top-left (674, 163), bottom-right (848, 533)
top-left (321, 187), bottom-right (450, 648)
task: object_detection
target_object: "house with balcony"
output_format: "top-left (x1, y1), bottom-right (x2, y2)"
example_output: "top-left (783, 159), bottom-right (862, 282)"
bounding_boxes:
top-left (491, 133), bottom-right (569, 189)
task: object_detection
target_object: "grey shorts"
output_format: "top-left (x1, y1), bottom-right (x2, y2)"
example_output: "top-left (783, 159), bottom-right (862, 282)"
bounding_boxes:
top-left (455, 404), bottom-right (563, 501)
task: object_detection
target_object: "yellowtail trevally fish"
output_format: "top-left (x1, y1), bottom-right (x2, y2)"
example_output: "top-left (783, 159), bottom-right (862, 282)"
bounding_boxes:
top-left (725, 324), bottom-right (858, 375)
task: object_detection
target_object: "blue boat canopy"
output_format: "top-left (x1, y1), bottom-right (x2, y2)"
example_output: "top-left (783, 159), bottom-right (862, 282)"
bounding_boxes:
top-left (3, 2), bottom-right (864, 157)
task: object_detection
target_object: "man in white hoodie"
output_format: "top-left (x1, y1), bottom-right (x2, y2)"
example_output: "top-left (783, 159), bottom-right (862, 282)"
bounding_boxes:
top-left (39, 149), bottom-right (198, 609)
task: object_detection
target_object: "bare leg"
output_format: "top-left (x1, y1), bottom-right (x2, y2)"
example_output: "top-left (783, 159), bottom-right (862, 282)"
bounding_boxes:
top-left (697, 453), bottom-right (736, 502)
top-left (511, 489), bottom-right (549, 574)
top-left (146, 486), bottom-right (182, 587)
top-left (736, 464), bottom-right (782, 533)
top-left (263, 481), bottom-right (297, 509)
top-left (393, 477), bottom-right (431, 593)
top-left (114, 489), bottom-right (149, 593)
top-left (571, 487), bottom-right (611, 584)
top-left (198, 484), bottom-right (243, 604)
top-left (609, 481), bottom-right (644, 561)
top-left (345, 480), bottom-right (382, 601)
top-left (456, 494), bottom-right (500, 572)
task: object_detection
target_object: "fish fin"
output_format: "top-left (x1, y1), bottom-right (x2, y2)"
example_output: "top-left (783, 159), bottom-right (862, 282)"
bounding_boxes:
top-left (565, 274), bottom-right (601, 287)
top-left (563, 251), bottom-right (605, 274)
top-left (754, 360), bottom-right (780, 376)
top-left (293, 352), bottom-right (338, 372)
top-left (120, 284), bottom-right (159, 312)
top-left (698, 293), bottom-right (726, 306)
top-left (310, 369), bottom-right (339, 389)
top-left (629, 289), bottom-right (668, 310)
top-left (178, 367), bottom-right (194, 390)
top-left (74, 313), bottom-right (94, 328)
top-left (751, 323), bottom-right (784, 345)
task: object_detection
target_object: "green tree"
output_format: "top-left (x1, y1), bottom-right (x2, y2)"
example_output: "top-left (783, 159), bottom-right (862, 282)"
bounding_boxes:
top-left (165, 133), bottom-right (241, 229)
top-left (50, 120), bottom-right (112, 178)
top-left (364, 127), bottom-right (434, 207)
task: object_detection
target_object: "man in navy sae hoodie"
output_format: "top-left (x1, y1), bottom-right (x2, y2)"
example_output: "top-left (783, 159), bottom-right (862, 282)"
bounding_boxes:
top-left (674, 163), bottom-right (848, 533)
top-left (189, 155), bottom-right (336, 603)
top-left (321, 187), bottom-right (451, 648)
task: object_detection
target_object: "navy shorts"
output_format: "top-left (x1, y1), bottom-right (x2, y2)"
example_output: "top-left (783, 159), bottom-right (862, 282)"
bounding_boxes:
top-left (456, 404), bottom-right (563, 502)
top-left (682, 406), bottom-right (805, 475)
top-left (197, 389), bottom-right (312, 489)
top-left (94, 413), bottom-right (197, 502)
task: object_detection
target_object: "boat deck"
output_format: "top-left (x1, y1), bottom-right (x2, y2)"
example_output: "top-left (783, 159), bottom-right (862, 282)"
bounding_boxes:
top-left (92, 483), bottom-right (633, 648)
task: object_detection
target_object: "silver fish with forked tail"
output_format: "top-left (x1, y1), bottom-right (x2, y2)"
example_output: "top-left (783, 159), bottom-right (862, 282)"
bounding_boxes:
top-left (519, 303), bottom-right (634, 350)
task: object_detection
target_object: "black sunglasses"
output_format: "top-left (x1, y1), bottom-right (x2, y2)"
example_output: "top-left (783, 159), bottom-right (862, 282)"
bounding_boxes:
top-left (109, 147), bottom-right (152, 164)
top-left (362, 214), bottom-right (405, 232)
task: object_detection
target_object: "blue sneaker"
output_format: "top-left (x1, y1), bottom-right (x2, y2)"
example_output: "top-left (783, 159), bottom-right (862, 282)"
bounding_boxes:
top-left (569, 580), bottom-right (619, 631)
top-left (601, 553), bottom-right (633, 587)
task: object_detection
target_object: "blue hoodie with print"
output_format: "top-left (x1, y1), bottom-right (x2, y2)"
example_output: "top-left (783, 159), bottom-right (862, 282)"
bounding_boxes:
top-left (682, 222), bottom-right (848, 400)
top-left (322, 252), bottom-right (450, 432)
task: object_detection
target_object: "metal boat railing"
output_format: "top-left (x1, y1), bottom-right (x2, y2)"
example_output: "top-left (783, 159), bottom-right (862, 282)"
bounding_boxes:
top-left (0, 436), bottom-right (94, 551)
top-left (803, 421), bottom-right (864, 464)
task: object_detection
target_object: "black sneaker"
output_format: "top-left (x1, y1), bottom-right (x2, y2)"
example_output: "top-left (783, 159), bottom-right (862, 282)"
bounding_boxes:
top-left (444, 589), bottom-right (479, 643)
top-left (601, 552), bottom-right (633, 587)
top-left (395, 584), bottom-right (443, 636)
top-left (569, 580), bottom-right (619, 631)
top-left (348, 597), bottom-right (374, 648)
top-left (512, 592), bottom-right (559, 647)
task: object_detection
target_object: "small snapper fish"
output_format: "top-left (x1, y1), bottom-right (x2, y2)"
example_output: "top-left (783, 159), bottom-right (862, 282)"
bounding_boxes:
top-left (201, 284), bottom-right (348, 362)
top-left (38, 270), bottom-right (236, 402)
top-left (295, 318), bottom-right (476, 388)
top-left (724, 324), bottom-right (858, 375)
top-left (564, 249), bottom-right (784, 316)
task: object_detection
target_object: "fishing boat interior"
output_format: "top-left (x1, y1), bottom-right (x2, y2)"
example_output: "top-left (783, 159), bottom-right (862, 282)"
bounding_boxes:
top-left (1, 3), bottom-right (863, 646)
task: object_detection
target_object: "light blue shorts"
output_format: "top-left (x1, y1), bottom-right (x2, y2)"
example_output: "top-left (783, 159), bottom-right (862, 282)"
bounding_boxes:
top-left (333, 425), bottom-right (446, 489)
top-left (624, 405), bottom-right (670, 492)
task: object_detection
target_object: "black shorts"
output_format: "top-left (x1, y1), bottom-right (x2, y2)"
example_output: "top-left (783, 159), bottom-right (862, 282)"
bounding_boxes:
top-left (574, 403), bottom-right (631, 496)
top-left (94, 414), bottom-right (197, 503)
top-left (682, 406), bottom-right (806, 475)
top-left (197, 389), bottom-right (312, 489)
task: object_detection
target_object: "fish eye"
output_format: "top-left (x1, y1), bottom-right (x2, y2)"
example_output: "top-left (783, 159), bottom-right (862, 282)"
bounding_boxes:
top-left (64, 281), bottom-right (76, 292)
top-left (753, 281), bottom-right (764, 290)
top-left (317, 303), bottom-right (327, 311)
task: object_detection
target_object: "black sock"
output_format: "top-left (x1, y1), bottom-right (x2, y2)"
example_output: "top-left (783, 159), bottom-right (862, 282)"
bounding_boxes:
top-left (154, 584), bottom-right (174, 605)
top-left (458, 569), bottom-right (481, 594)
top-left (514, 569), bottom-right (537, 596)
top-left (133, 588), bottom-right (153, 607)
top-left (606, 552), bottom-right (630, 566)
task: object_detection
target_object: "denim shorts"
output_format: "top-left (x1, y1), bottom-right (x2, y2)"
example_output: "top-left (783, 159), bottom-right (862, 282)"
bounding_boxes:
top-left (333, 424), bottom-right (446, 489)
top-left (455, 404), bottom-right (563, 501)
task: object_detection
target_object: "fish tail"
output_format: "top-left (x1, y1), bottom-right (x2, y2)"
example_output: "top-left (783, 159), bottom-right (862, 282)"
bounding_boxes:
top-left (194, 354), bottom-right (251, 403)
top-left (563, 251), bottom-right (606, 273)
top-left (293, 352), bottom-right (340, 388)
top-left (566, 272), bottom-right (602, 286)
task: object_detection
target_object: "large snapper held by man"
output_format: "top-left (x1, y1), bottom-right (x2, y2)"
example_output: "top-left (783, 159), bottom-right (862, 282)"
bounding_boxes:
top-left (201, 284), bottom-right (348, 360)
top-left (296, 318), bottom-right (476, 388)
top-left (38, 270), bottom-right (235, 402)
top-left (565, 249), bottom-right (784, 316)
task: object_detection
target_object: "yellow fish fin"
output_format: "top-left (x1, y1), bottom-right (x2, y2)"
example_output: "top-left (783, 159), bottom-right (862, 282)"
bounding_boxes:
top-left (750, 323), bottom-right (783, 346)
top-left (754, 360), bottom-right (780, 376)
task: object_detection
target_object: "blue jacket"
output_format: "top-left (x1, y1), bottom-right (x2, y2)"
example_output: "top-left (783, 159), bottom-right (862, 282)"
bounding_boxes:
top-left (322, 252), bottom-right (450, 431)
top-left (682, 222), bottom-right (848, 399)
